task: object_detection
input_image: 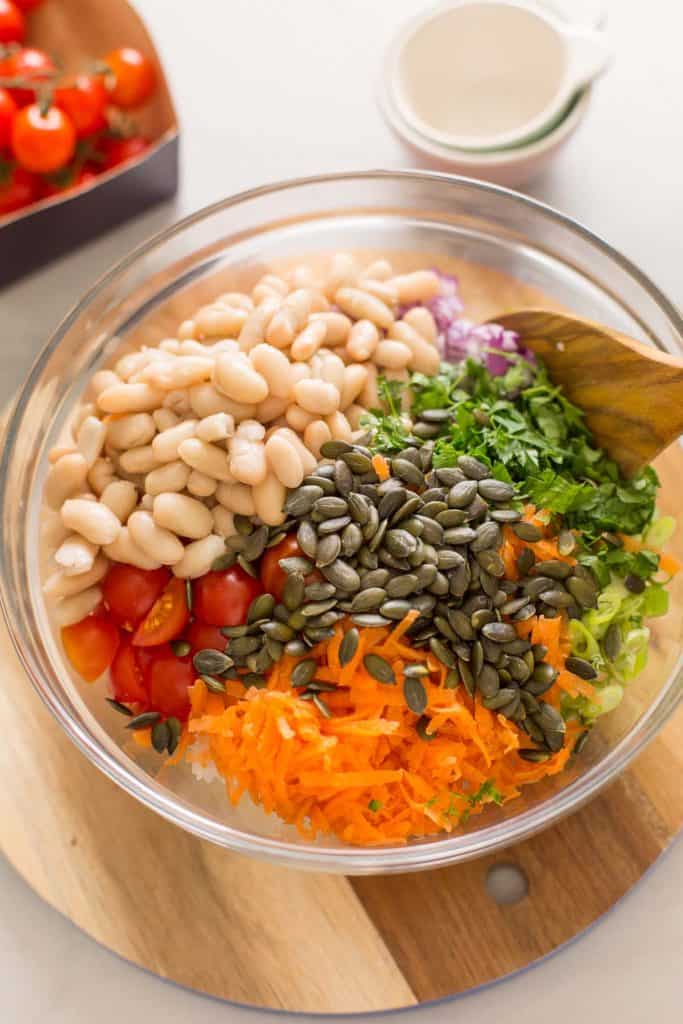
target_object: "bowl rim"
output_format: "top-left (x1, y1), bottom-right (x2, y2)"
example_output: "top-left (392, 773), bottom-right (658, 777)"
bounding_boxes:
top-left (3, 169), bottom-right (682, 873)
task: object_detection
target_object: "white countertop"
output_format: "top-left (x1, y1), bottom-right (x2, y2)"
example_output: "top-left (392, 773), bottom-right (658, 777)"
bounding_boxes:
top-left (2, 0), bottom-right (682, 1019)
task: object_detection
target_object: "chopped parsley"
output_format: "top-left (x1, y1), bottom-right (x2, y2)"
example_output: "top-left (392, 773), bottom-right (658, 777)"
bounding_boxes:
top-left (368, 799), bottom-right (382, 812)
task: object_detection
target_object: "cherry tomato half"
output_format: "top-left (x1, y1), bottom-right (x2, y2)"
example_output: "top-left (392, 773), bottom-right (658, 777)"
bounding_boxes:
top-left (0, 162), bottom-right (41, 215)
top-left (192, 566), bottom-right (263, 628)
top-left (62, 614), bottom-right (120, 683)
top-left (0, 86), bottom-right (17, 148)
top-left (99, 133), bottom-right (149, 171)
top-left (102, 564), bottom-right (170, 628)
top-left (12, 103), bottom-right (76, 173)
top-left (132, 577), bottom-right (190, 647)
top-left (0, 47), bottom-right (55, 107)
top-left (110, 636), bottom-right (150, 705)
top-left (183, 619), bottom-right (229, 655)
top-left (104, 47), bottom-right (156, 109)
top-left (260, 534), bottom-right (320, 602)
top-left (55, 74), bottom-right (107, 138)
top-left (146, 646), bottom-right (194, 720)
top-left (0, 0), bottom-right (25, 45)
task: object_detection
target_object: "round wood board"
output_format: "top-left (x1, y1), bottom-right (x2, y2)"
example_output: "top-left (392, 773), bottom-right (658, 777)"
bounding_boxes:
top-left (2, 257), bottom-right (683, 1014)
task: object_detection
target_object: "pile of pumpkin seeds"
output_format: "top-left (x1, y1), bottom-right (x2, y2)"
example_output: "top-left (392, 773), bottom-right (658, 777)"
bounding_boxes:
top-left (202, 439), bottom-right (599, 756)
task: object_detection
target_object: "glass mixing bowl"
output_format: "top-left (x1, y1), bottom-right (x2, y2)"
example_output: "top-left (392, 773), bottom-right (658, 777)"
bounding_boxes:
top-left (1, 171), bottom-right (682, 874)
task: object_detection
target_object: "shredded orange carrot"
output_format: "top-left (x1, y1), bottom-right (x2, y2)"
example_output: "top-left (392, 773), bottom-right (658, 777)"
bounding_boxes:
top-left (372, 453), bottom-right (390, 481)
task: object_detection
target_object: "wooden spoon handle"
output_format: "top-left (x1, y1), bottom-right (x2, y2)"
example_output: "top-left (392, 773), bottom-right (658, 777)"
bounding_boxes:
top-left (497, 309), bottom-right (683, 476)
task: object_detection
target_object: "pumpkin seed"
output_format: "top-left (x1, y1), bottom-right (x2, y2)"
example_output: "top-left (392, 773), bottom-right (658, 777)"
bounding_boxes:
top-left (482, 687), bottom-right (519, 710)
top-left (319, 439), bottom-right (352, 458)
top-left (532, 559), bottom-right (572, 580)
top-left (243, 673), bottom-right (267, 689)
top-left (403, 675), bottom-right (428, 714)
top-left (566, 575), bottom-right (598, 609)
top-left (457, 455), bottom-right (490, 480)
top-left (185, 580), bottom-right (193, 612)
top-left (476, 549), bottom-right (505, 577)
top-left (448, 480), bottom-right (478, 508)
top-left (429, 636), bottom-right (457, 668)
top-left (285, 639), bottom-right (309, 656)
top-left (368, 519), bottom-right (388, 553)
top-left (500, 596), bottom-right (530, 617)
top-left (523, 575), bottom-right (555, 598)
top-left (516, 548), bottom-right (535, 576)
top-left (391, 495), bottom-right (423, 525)
top-left (285, 485), bottom-right (324, 516)
top-left (557, 529), bottom-right (577, 556)
top-left (413, 422), bottom-right (440, 439)
top-left (573, 730), bottom-right (591, 755)
top-left (301, 598), bottom-right (338, 617)
top-left (490, 508), bottom-right (522, 523)
top-left (603, 622), bottom-right (622, 660)
top-left (292, 659), bottom-right (318, 688)
top-left (385, 529), bottom-right (418, 558)
top-left (565, 655), bottom-right (598, 680)
top-left (264, 638), bottom-right (284, 661)
top-left (106, 698), bottom-right (134, 716)
top-left (380, 598), bottom-right (413, 620)
top-left (512, 521), bottom-right (543, 542)
top-left (248, 593), bottom-right (275, 623)
top-left (314, 496), bottom-right (349, 519)
top-left (347, 492), bottom-right (370, 525)
top-left (383, 574), bottom-right (416, 598)
top-left (404, 663), bottom-right (429, 679)
top-left (444, 526), bottom-right (477, 545)
top-left (283, 571), bottom-right (306, 611)
top-left (342, 451), bottom-right (373, 474)
top-left (351, 588), bottom-right (387, 613)
top-left (322, 559), bottom-right (361, 591)
top-left (126, 711), bottom-right (161, 730)
top-left (211, 552), bottom-right (236, 571)
top-left (351, 613), bottom-right (391, 628)
top-left (151, 721), bottom-right (170, 753)
top-left (229, 635), bottom-right (262, 657)
top-left (317, 515), bottom-right (352, 535)
top-left (519, 749), bottom-right (551, 763)
top-left (478, 664), bottom-right (500, 698)
top-left (170, 639), bottom-right (191, 657)
top-left (471, 608), bottom-right (496, 631)
top-left (201, 674), bottom-right (227, 694)
top-left (260, 621), bottom-right (295, 642)
top-left (364, 652), bottom-right (396, 684)
top-left (531, 662), bottom-right (557, 686)
top-left (166, 717), bottom-right (182, 755)
top-left (436, 467), bottom-right (465, 486)
top-left (377, 488), bottom-right (406, 520)
top-left (362, 505), bottom-right (379, 541)
top-left (471, 521), bottom-right (501, 552)
top-left (481, 621), bottom-right (517, 643)
top-left (193, 649), bottom-right (233, 675)
top-left (339, 522), bottom-right (363, 557)
top-left (315, 534), bottom-right (342, 568)
top-left (247, 647), bottom-right (273, 674)
top-left (392, 458), bottom-right (425, 488)
top-left (242, 525), bottom-right (269, 561)
top-left (297, 520), bottom-right (318, 559)
top-left (542, 588), bottom-right (574, 608)
top-left (279, 556), bottom-right (313, 575)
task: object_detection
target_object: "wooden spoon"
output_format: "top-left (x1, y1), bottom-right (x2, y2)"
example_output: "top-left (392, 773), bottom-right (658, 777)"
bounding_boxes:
top-left (494, 309), bottom-right (683, 477)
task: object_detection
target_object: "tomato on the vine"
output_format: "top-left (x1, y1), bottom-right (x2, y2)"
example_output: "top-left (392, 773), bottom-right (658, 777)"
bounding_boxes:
top-left (41, 162), bottom-right (99, 198)
top-left (146, 646), bottom-right (194, 719)
top-left (0, 162), bottom-right (40, 214)
top-left (12, 102), bottom-right (76, 173)
top-left (260, 534), bottom-right (319, 602)
top-left (102, 564), bottom-right (170, 628)
top-left (0, 47), bottom-right (55, 107)
top-left (104, 47), bottom-right (155, 109)
top-left (183, 619), bottom-right (229, 655)
top-left (62, 614), bottom-right (120, 683)
top-left (99, 133), bottom-right (148, 171)
top-left (110, 636), bottom-right (150, 704)
top-left (55, 74), bottom-right (107, 138)
top-left (192, 566), bottom-right (263, 627)
top-left (132, 577), bottom-right (190, 647)
top-left (0, 87), bottom-right (17, 148)
top-left (0, 0), bottom-right (25, 45)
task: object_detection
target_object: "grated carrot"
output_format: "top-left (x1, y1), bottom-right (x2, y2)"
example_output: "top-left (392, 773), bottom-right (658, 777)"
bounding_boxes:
top-left (371, 454), bottom-right (390, 481)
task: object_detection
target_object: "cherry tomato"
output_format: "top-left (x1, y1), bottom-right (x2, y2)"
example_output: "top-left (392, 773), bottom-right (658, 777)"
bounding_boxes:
top-left (146, 646), bottom-right (194, 720)
top-left (260, 534), bottom-right (320, 602)
top-left (102, 564), bottom-right (169, 628)
top-left (183, 619), bottom-right (229, 655)
top-left (132, 577), bottom-right (190, 647)
top-left (0, 86), bottom-right (17, 148)
top-left (41, 163), bottom-right (99, 198)
top-left (192, 567), bottom-right (262, 628)
top-left (0, 1), bottom-right (24, 44)
top-left (110, 636), bottom-right (150, 705)
top-left (12, 103), bottom-right (76, 173)
top-left (13, 0), bottom-right (44, 10)
top-left (99, 133), bottom-right (148, 171)
top-left (55, 74), bottom-right (107, 138)
top-left (0, 47), bottom-right (55, 107)
top-left (104, 47), bottom-right (155, 109)
top-left (0, 162), bottom-right (40, 214)
top-left (62, 614), bottom-right (120, 683)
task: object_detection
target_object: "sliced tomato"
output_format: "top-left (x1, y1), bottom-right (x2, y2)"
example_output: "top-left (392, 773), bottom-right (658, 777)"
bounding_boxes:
top-left (146, 646), bottom-right (194, 720)
top-left (132, 576), bottom-right (190, 647)
top-left (102, 563), bottom-right (170, 628)
top-left (110, 637), bottom-right (150, 704)
top-left (192, 566), bottom-right (262, 627)
top-left (62, 614), bottom-right (120, 683)
top-left (183, 619), bottom-right (229, 655)
top-left (260, 534), bottom-right (319, 602)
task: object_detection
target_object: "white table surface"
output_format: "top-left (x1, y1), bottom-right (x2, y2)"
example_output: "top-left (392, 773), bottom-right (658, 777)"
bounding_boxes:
top-left (2, 0), bottom-right (682, 1019)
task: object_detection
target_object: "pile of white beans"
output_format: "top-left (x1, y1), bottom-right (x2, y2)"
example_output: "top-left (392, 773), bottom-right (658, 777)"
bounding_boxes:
top-left (43, 254), bottom-right (444, 626)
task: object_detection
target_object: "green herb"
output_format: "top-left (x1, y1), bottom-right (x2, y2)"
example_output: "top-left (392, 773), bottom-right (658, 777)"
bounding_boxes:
top-left (359, 377), bottom-right (413, 453)
top-left (368, 799), bottom-right (382, 812)
top-left (467, 779), bottom-right (503, 807)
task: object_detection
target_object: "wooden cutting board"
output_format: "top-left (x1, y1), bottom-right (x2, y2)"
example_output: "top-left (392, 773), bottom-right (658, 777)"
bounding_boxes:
top-left (2, 257), bottom-right (682, 1013)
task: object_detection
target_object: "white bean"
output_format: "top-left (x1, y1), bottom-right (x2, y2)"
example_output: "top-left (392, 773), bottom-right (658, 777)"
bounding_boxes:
top-left (48, 445), bottom-right (76, 464)
top-left (265, 432), bottom-right (305, 488)
top-left (285, 404), bottom-right (316, 431)
top-left (389, 321), bottom-right (441, 374)
top-left (128, 509), bottom-right (185, 565)
top-left (139, 493), bottom-right (154, 510)
top-left (100, 480), bottom-right (138, 522)
top-left (252, 474), bottom-right (286, 526)
top-left (278, 428), bottom-right (318, 474)
top-left (145, 460), bottom-right (191, 496)
top-left (44, 554), bottom-right (109, 600)
top-left (236, 419), bottom-right (266, 442)
top-left (98, 382), bottom-right (165, 414)
top-left (153, 407), bottom-right (180, 431)
top-left (286, 265), bottom-right (317, 289)
top-left (256, 395), bottom-right (289, 422)
top-left (266, 288), bottom-right (313, 348)
top-left (87, 457), bottom-right (116, 496)
top-left (293, 378), bottom-right (340, 415)
top-left (152, 420), bottom-right (198, 463)
top-left (176, 321), bottom-right (196, 339)
top-left (290, 319), bottom-right (326, 361)
top-left (216, 292), bottom-right (254, 312)
top-left (238, 296), bottom-right (280, 353)
top-left (119, 445), bottom-right (162, 475)
top-left (335, 287), bottom-right (394, 329)
top-left (212, 505), bottom-right (235, 538)
top-left (61, 498), bottom-right (121, 546)
top-left (345, 403), bottom-right (365, 429)
top-left (172, 534), bottom-right (226, 579)
top-left (403, 306), bottom-right (438, 344)
top-left (89, 369), bottom-right (120, 399)
top-left (195, 305), bottom-right (248, 338)
top-left (106, 412), bottom-right (156, 450)
top-left (56, 586), bottom-right (103, 628)
top-left (358, 278), bottom-right (398, 306)
top-left (374, 339), bottom-right (412, 370)
top-left (196, 412), bottom-right (234, 443)
top-left (288, 363), bottom-right (311, 387)
top-left (309, 311), bottom-right (352, 346)
top-left (160, 338), bottom-right (182, 354)
top-left (326, 411), bottom-right (353, 442)
top-left (114, 350), bottom-right (148, 380)
top-left (364, 258), bottom-right (393, 281)
top-left (359, 362), bottom-right (380, 408)
top-left (163, 389), bottom-right (192, 417)
top-left (139, 355), bottom-right (214, 390)
top-left (303, 419), bottom-right (332, 460)
top-left (44, 453), bottom-right (89, 508)
top-left (214, 354), bottom-right (269, 403)
top-left (249, 343), bottom-right (292, 398)
top-left (339, 364), bottom-right (369, 410)
top-left (256, 273), bottom-right (289, 296)
top-left (178, 437), bottom-right (233, 481)
top-left (229, 436), bottom-right (267, 485)
top-left (189, 383), bottom-right (256, 421)
top-left (389, 270), bottom-right (440, 305)
top-left (103, 527), bottom-right (162, 570)
top-left (187, 469), bottom-right (218, 497)
top-left (325, 252), bottom-right (358, 298)
top-left (215, 482), bottom-right (256, 515)
top-left (55, 535), bottom-right (99, 576)
top-left (74, 416), bottom-right (106, 468)
top-left (153, 492), bottom-right (213, 540)
top-left (319, 352), bottom-right (346, 391)
top-left (346, 319), bottom-right (379, 361)
top-left (41, 511), bottom-right (70, 549)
